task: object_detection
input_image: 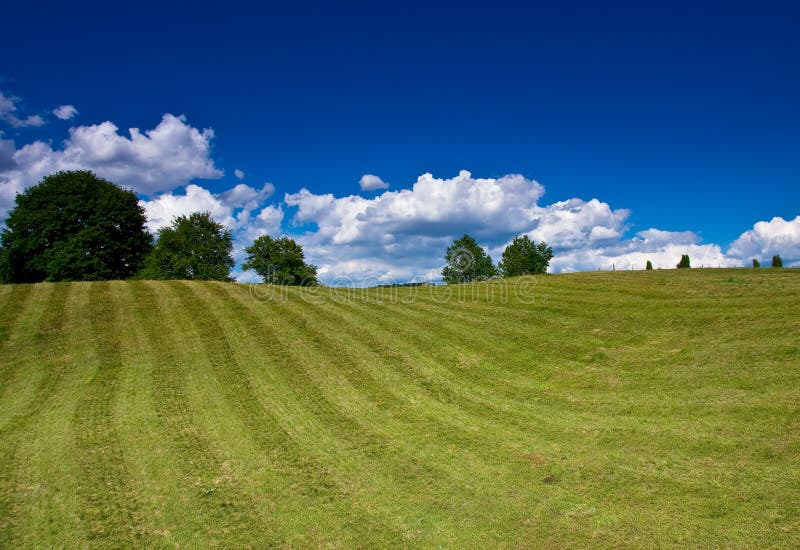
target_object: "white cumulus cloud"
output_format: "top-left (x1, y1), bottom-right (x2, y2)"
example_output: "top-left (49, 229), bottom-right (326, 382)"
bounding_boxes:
top-left (140, 182), bottom-right (284, 283)
top-left (288, 170), bottom-right (545, 246)
top-left (359, 174), bottom-right (389, 191)
top-left (234, 169), bottom-right (245, 180)
top-left (52, 105), bottom-right (78, 120)
top-left (282, 170), bottom-right (577, 283)
top-left (547, 232), bottom-right (736, 272)
top-left (727, 216), bottom-right (800, 266)
top-left (140, 182), bottom-right (276, 234)
top-left (283, 170), bottom-right (757, 284)
top-left (0, 113), bottom-right (223, 218)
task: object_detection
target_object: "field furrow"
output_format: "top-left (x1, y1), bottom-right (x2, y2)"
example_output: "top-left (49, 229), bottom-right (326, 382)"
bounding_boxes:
top-left (0, 270), bottom-right (798, 547)
top-left (178, 281), bottom-right (418, 545)
top-left (0, 284), bottom-right (79, 545)
top-left (72, 282), bottom-right (147, 545)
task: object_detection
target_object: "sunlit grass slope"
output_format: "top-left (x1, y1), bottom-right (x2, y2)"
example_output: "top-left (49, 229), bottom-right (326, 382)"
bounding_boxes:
top-left (1, 269), bottom-right (798, 547)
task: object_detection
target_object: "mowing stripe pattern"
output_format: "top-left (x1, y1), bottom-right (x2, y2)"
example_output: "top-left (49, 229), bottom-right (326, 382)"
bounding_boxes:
top-left (0, 271), bottom-right (798, 547)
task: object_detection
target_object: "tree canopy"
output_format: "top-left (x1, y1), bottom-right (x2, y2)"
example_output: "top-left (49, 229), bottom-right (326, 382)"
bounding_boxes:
top-left (498, 235), bottom-right (553, 277)
top-left (442, 234), bottom-right (497, 284)
top-left (0, 170), bottom-right (152, 283)
top-left (646, 260), bottom-right (653, 270)
top-left (243, 235), bottom-right (318, 286)
top-left (139, 212), bottom-right (233, 281)
top-left (677, 254), bottom-right (691, 269)
top-left (771, 255), bottom-right (783, 268)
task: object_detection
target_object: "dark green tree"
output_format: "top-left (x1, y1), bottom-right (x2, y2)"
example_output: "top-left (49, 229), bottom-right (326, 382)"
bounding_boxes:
top-left (0, 170), bottom-right (152, 283)
top-left (243, 235), bottom-right (318, 286)
top-left (771, 254), bottom-right (783, 268)
top-left (676, 254), bottom-right (691, 269)
top-left (498, 235), bottom-right (553, 277)
top-left (645, 260), bottom-right (653, 270)
top-left (442, 234), bottom-right (496, 284)
top-left (139, 212), bottom-right (233, 281)
top-left (752, 258), bottom-right (760, 268)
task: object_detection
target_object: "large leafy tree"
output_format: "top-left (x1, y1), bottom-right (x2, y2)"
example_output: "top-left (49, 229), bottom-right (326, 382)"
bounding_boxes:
top-left (243, 235), bottom-right (318, 286)
top-left (139, 212), bottom-right (233, 281)
top-left (441, 234), bottom-right (497, 284)
top-left (676, 254), bottom-right (691, 269)
top-left (498, 235), bottom-right (553, 277)
top-left (771, 254), bottom-right (783, 268)
top-left (0, 170), bottom-right (152, 283)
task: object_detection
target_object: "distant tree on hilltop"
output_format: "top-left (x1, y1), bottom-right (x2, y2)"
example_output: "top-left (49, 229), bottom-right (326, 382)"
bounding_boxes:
top-left (499, 235), bottom-right (553, 277)
top-left (771, 255), bottom-right (783, 268)
top-left (646, 260), bottom-right (653, 270)
top-left (752, 259), bottom-right (760, 268)
top-left (677, 255), bottom-right (691, 269)
top-left (138, 212), bottom-right (233, 281)
top-left (0, 170), bottom-right (151, 283)
top-left (243, 235), bottom-right (318, 286)
top-left (442, 234), bottom-right (496, 284)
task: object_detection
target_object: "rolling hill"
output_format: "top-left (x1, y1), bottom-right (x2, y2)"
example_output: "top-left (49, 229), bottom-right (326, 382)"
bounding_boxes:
top-left (1, 270), bottom-right (798, 547)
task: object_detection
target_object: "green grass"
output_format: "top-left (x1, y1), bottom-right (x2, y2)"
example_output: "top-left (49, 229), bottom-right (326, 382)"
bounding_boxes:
top-left (0, 269), bottom-right (798, 547)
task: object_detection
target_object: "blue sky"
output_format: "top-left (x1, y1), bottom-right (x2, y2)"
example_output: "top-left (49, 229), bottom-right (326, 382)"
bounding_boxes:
top-left (2, 1), bottom-right (799, 282)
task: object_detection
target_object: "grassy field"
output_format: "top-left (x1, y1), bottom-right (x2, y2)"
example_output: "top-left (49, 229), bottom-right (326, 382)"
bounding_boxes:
top-left (0, 269), bottom-right (798, 547)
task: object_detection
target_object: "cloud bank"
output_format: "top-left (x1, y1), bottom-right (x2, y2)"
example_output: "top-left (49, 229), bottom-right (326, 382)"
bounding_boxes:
top-left (728, 216), bottom-right (800, 263)
top-left (139, 182), bottom-right (277, 234)
top-left (1, 99), bottom-right (796, 283)
top-left (0, 113), bottom-right (223, 217)
top-left (283, 170), bottom-right (759, 283)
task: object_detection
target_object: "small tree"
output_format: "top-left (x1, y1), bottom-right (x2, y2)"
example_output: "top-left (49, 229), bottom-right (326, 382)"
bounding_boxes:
top-left (772, 255), bottom-right (783, 268)
top-left (498, 235), bottom-right (553, 277)
top-left (645, 260), bottom-right (653, 270)
top-left (677, 255), bottom-right (691, 269)
top-left (752, 259), bottom-right (760, 268)
top-left (0, 170), bottom-right (152, 283)
top-left (139, 212), bottom-right (234, 281)
top-left (442, 234), bottom-right (496, 284)
top-left (243, 235), bottom-right (318, 286)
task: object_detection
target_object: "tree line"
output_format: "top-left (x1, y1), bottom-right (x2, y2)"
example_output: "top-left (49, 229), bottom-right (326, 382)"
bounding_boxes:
top-left (672, 254), bottom-right (782, 270)
top-left (0, 171), bottom-right (318, 285)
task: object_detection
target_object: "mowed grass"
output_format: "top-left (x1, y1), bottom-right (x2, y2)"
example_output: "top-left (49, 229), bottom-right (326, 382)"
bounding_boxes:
top-left (0, 269), bottom-right (798, 547)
